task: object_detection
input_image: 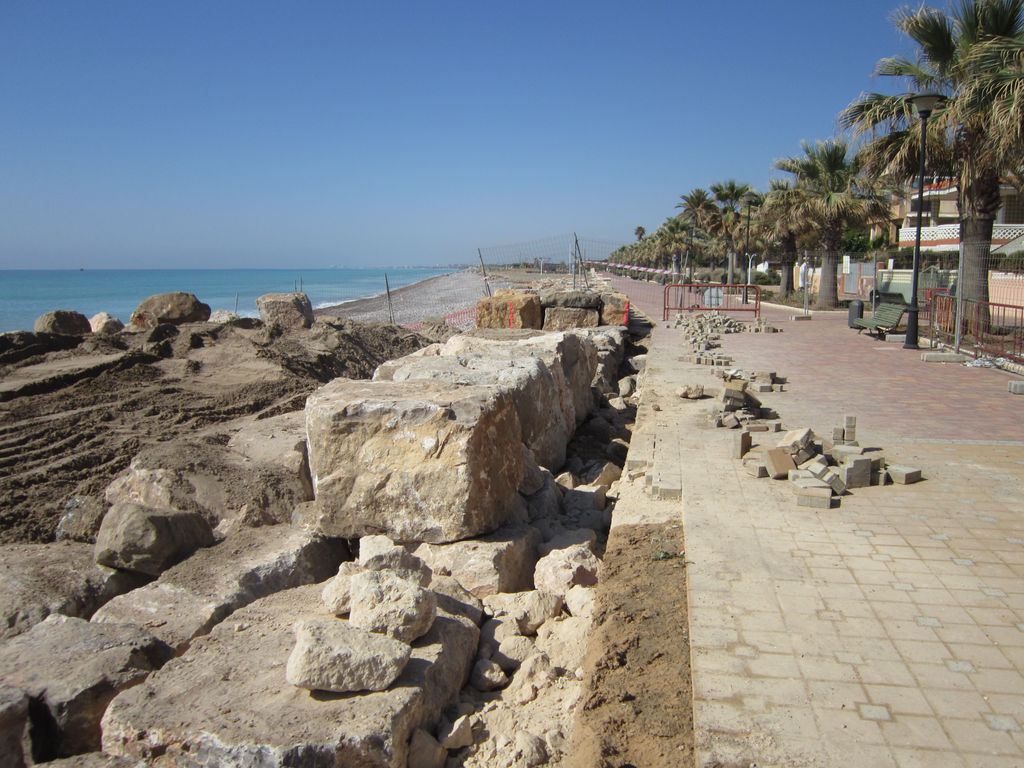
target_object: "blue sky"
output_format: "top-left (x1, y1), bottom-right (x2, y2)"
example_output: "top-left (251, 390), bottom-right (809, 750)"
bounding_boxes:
top-left (0, 1), bottom-right (913, 268)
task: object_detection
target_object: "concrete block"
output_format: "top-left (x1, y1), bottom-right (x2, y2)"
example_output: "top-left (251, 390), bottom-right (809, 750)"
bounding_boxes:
top-left (840, 457), bottom-right (872, 489)
top-left (797, 491), bottom-right (837, 509)
top-left (888, 465), bottom-right (922, 484)
top-left (721, 414), bottom-right (741, 429)
top-left (844, 427), bottom-right (857, 443)
top-left (744, 460), bottom-right (768, 478)
top-left (790, 477), bottom-right (831, 492)
top-left (778, 428), bottom-right (812, 454)
top-left (763, 448), bottom-right (796, 480)
top-left (831, 445), bottom-right (866, 461)
top-left (800, 455), bottom-right (829, 474)
top-left (921, 352), bottom-right (968, 363)
top-left (771, 384), bottom-right (785, 392)
top-left (821, 468), bottom-right (848, 495)
top-left (754, 383), bottom-right (773, 393)
top-left (872, 469), bottom-right (891, 486)
top-left (1009, 381), bottom-right (1024, 395)
top-left (788, 469), bottom-right (814, 482)
top-left (746, 424), bottom-right (770, 433)
top-left (733, 430), bottom-right (753, 459)
top-left (791, 315), bottom-right (812, 322)
top-left (793, 447), bottom-right (816, 465)
top-left (832, 426), bottom-right (845, 443)
top-left (844, 415), bottom-right (856, 429)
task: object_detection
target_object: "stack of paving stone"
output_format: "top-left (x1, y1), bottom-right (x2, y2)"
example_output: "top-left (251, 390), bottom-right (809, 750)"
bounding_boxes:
top-left (707, 379), bottom-right (779, 429)
top-left (673, 313), bottom-right (781, 366)
top-left (735, 416), bottom-right (923, 509)
top-left (716, 368), bottom-right (785, 394)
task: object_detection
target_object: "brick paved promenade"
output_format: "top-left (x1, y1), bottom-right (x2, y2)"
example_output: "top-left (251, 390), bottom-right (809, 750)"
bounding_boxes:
top-left (609, 275), bottom-right (1024, 767)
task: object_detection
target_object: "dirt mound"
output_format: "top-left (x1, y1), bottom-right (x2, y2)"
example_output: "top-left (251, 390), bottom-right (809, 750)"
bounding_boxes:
top-left (0, 320), bottom-right (431, 544)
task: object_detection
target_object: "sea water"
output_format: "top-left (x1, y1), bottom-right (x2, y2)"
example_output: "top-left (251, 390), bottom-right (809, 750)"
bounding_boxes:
top-left (0, 267), bottom-right (451, 333)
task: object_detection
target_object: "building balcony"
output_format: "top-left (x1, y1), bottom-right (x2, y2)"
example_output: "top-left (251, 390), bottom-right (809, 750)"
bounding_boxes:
top-left (897, 223), bottom-right (1024, 252)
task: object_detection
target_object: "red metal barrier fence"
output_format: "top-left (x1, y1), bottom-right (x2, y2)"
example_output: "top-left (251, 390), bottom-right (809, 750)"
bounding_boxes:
top-left (930, 294), bottom-right (1024, 363)
top-left (663, 284), bottom-right (761, 321)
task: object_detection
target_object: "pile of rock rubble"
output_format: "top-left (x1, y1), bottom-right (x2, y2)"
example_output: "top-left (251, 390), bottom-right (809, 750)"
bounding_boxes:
top-left (0, 304), bottom-right (642, 768)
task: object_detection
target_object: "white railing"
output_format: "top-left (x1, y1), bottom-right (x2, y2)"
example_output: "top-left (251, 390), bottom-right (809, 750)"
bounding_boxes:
top-left (898, 223), bottom-right (1024, 250)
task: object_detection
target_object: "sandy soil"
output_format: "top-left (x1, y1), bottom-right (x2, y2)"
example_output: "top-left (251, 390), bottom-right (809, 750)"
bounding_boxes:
top-left (0, 318), bottom-right (432, 544)
top-left (569, 522), bottom-right (694, 768)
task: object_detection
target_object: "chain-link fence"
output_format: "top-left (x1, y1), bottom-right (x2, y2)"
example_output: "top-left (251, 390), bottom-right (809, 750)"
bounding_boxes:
top-left (313, 234), bottom-right (627, 332)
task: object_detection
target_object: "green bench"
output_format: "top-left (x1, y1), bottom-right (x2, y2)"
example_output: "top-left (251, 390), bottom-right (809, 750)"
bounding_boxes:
top-left (853, 302), bottom-right (906, 337)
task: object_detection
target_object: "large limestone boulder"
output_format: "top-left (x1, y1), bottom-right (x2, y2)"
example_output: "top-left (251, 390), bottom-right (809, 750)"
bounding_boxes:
top-left (94, 502), bottom-right (215, 577)
top-left (34, 310), bottom-right (91, 336)
top-left (226, 410), bottom-right (314, 501)
top-left (475, 293), bottom-right (542, 330)
top-left (411, 525), bottom-right (540, 598)
top-left (285, 619), bottom-right (411, 693)
top-left (440, 330), bottom-right (597, 427)
top-left (374, 352), bottom-right (570, 470)
top-left (105, 424), bottom-right (314, 532)
top-left (256, 292), bottom-right (314, 330)
top-left (0, 542), bottom-right (145, 639)
top-left (599, 292), bottom-right (630, 326)
top-left (358, 537), bottom-right (433, 586)
top-left (101, 584), bottom-right (480, 768)
top-left (578, 326), bottom-right (627, 393)
top-left (536, 615), bottom-right (590, 670)
top-left (478, 616), bottom-right (536, 673)
top-left (55, 495), bottom-right (108, 543)
top-left (88, 312), bottom-right (124, 335)
top-left (305, 379), bottom-right (524, 543)
top-left (533, 544), bottom-right (600, 598)
top-left (538, 290), bottom-right (602, 310)
top-left (482, 589), bottom-right (564, 636)
top-left (349, 570), bottom-right (437, 643)
top-left (0, 615), bottom-right (172, 761)
top-left (0, 684), bottom-right (27, 768)
top-left (429, 575), bottom-right (484, 626)
top-left (129, 292), bottom-right (210, 330)
top-left (92, 526), bottom-right (344, 653)
top-left (322, 561), bottom-right (362, 616)
top-left (543, 307), bottom-right (599, 331)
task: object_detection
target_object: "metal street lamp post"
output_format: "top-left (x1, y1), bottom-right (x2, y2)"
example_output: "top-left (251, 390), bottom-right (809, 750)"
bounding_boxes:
top-left (742, 193), bottom-right (756, 303)
top-left (905, 92), bottom-right (944, 350)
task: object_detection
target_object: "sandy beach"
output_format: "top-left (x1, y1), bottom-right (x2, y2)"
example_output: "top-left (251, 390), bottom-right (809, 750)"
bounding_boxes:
top-left (315, 269), bottom-right (511, 326)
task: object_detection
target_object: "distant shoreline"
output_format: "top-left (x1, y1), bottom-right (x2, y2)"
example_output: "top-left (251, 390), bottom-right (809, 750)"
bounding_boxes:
top-left (315, 269), bottom-right (504, 326)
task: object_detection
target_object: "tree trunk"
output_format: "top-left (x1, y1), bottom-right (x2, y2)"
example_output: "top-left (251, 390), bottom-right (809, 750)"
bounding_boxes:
top-left (817, 251), bottom-right (839, 309)
top-left (960, 216), bottom-right (993, 304)
top-left (779, 234), bottom-right (797, 298)
top-left (727, 251), bottom-right (735, 284)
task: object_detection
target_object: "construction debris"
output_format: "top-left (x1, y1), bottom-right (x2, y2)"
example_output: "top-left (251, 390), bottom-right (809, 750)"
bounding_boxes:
top-left (729, 413), bottom-right (923, 508)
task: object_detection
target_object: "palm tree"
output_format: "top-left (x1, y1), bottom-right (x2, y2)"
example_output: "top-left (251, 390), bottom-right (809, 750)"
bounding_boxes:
top-left (634, 226), bottom-right (646, 242)
top-left (657, 217), bottom-right (691, 276)
top-left (840, 0), bottom-right (1024, 305)
top-left (710, 180), bottom-right (752, 283)
top-left (775, 139), bottom-right (890, 309)
top-left (761, 179), bottom-right (806, 298)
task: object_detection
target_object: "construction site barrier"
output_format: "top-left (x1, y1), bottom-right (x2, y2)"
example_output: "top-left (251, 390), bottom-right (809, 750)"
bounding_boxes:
top-left (663, 284), bottom-right (761, 321)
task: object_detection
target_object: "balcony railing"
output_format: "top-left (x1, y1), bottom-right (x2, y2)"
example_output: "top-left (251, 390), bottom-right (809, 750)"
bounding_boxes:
top-left (897, 223), bottom-right (1024, 250)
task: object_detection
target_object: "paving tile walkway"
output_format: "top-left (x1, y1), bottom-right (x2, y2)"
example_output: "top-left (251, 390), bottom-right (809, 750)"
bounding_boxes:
top-left (609, 276), bottom-right (1024, 767)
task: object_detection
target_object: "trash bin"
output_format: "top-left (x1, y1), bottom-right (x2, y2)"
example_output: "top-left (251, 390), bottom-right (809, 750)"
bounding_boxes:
top-left (848, 299), bottom-right (864, 328)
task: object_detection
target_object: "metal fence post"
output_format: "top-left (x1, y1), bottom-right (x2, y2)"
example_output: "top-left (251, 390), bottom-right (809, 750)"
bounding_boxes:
top-left (954, 242), bottom-right (965, 353)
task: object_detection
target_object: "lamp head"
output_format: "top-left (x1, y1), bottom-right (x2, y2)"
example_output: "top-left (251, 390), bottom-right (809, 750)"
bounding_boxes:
top-left (908, 92), bottom-right (944, 118)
